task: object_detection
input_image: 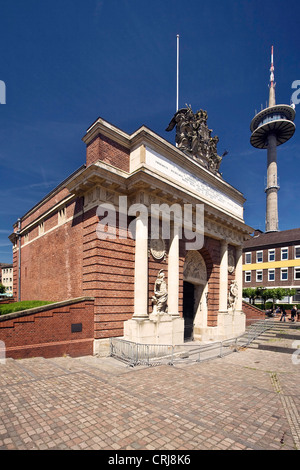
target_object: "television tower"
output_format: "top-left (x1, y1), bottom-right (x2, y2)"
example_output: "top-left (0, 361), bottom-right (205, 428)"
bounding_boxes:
top-left (250, 46), bottom-right (296, 232)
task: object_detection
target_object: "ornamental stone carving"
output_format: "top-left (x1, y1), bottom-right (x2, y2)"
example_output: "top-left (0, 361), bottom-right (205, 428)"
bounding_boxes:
top-left (152, 270), bottom-right (168, 314)
top-left (183, 251), bottom-right (207, 284)
top-left (166, 105), bottom-right (228, 175)
top-left (228, 280), bottom-right (238, 309)
top-left (149, 237), bottom-right (166, 260)
top-left (228, 249), bottom-right (235, 274)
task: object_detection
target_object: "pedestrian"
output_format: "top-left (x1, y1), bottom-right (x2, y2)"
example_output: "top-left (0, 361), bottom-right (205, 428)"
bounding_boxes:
top-left (291, 305), bottom-right (297, 322)
top-left (280, 306), bottom-right (287, 322)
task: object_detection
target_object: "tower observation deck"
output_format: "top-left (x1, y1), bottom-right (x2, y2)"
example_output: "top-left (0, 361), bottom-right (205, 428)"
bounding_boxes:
top-left (250, 46), bottom-right (296, 233)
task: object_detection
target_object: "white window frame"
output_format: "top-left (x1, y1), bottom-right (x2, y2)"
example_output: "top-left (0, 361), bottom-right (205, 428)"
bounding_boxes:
top-left (294, 267), bottom-right (300, 280)
top-left (245, 252), bottom-right (252, 264)
top-left (268, 268), bottom-right (275, 281)
top-left (281, 268), bottom-right (288, 281)
top-left (245, 271), bottom-right (251, 283)
top-left (281, 247), bottom-right (288, 261)
top-left (268, 249), bottom-right (275, 262)
top-left (294, 289), bottom-right (300, 302)
top-left (256, 270), bottom-right (263, 282)
top-left (295, 246), bottom-right (300, 259)
top-left (256, 250), bottom-right (263, 263)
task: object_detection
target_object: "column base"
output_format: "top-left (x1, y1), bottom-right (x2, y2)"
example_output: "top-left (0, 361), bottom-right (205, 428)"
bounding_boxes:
top-left (123, 314), bottom-right (184, 345)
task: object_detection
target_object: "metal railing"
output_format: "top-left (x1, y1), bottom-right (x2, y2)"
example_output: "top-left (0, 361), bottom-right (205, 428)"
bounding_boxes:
top-left (110, 319), bottom-right (275, 367)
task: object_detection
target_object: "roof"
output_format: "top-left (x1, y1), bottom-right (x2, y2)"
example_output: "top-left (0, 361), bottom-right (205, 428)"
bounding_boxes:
top-left (243, 228), bottom-right (300, 250)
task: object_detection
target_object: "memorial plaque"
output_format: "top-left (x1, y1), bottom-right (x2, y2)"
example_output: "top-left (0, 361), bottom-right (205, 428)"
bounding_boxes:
top-left (71, 323), bottom-right (82, 333)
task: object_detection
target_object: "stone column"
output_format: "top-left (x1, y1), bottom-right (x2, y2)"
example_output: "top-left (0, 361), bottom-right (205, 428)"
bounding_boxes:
top-left (168, 224), bottom-right (180, 317)
top-left (235, 246), bottom-right (243, 311)
top-left (219, 240), bottom-right (228, 312)
top-left (133, 215), bottom-right (148, 319)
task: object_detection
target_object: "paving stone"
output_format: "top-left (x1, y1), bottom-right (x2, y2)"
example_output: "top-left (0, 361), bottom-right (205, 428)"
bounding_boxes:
top-left (0, 323), bottom-right (300, 450)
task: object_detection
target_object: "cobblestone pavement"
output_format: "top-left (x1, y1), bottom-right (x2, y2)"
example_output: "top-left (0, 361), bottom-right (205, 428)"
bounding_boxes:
top-left (0, 321), bottom-right (299, 451)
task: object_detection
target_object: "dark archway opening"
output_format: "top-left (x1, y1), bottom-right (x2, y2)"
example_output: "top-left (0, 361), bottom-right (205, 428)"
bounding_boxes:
top-left (183, 281), bottom-right (195, 341)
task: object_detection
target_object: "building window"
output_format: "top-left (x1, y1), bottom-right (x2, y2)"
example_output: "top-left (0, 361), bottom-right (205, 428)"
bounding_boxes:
top-left (281, 268), bottom-right (288, 281)
top-left (294, 267), bottom-right (300, 280)
top-left (245, 252), bottom-right (251, 264)
top-left (256, 251), bottom-right (263, 263)
top-left (294, 289), bottom-right (300, 302)
top-left (245, 271), bottom-right (251, 283)
top-left (268, 249), bottom-right (275, 262)
top-left (281, 247), bottom-right (288, 260)
top-left (295, 246), bottom-right (300, 259)
top-left (268, 269), bottom-right (275, 281)
top-left (256, 270), bottom-right (263, 282)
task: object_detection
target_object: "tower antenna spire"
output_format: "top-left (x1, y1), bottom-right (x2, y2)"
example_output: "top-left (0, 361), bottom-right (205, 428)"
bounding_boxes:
top-left (269, 45), bottom-right (276, 107)
top-left (250, 46), bottom-right (296, 233)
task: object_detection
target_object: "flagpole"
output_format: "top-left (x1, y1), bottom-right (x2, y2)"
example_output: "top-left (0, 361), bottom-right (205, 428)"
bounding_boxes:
top-left (176, 34), bottom-right (179, 112)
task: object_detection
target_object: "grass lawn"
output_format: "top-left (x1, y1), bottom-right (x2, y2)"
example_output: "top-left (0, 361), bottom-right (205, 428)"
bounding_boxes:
top-left (0, 300), bottom-right (54, 316)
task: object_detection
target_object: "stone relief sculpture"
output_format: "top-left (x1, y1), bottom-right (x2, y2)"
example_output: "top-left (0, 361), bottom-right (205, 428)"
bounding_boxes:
top-left (166, 105), bottom-right (228, 175)
top-left (183, 250), bottom-right (207, 284)
top-left (227, 250), bottom-right (235, 274)
top-left (149, 237), bottom-right (166, 261)
top-left (228, 280), bottom-right (238, 309)
top-left (152, 270), bottom-right (168, 314)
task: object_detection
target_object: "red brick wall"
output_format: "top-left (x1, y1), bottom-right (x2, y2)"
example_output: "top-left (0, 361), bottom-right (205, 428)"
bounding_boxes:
top-left (14, 197), bottom-right (84, 302)
top-left (82, 208), bottom-right (135, 339)
top-left (242, 301), bottom-right (265, 326)
top-left (0, 297), bottom-right (94, 359)
top-left (86, 134), bottom-right (130, 172)
top-left (0, 298), bottom-right (15, 305)
top-left (202, 238), bottom-right (220, 327)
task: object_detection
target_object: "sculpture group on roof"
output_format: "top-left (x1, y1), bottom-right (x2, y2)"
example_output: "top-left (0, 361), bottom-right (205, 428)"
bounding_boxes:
top-left (166, 105), bottom-right (228, 175)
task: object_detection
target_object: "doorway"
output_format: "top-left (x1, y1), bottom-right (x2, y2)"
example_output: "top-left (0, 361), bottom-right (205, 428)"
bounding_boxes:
top-left (183, 281), bottom-right (195, 341)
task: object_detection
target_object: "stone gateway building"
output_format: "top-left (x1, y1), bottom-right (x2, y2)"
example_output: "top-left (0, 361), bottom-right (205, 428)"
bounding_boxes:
top-left (9, 109), bottom-right (253, 353)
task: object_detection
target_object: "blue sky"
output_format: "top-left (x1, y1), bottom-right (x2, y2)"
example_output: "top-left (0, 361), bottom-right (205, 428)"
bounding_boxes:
top-left (1, 0), bottom-right (300, 263)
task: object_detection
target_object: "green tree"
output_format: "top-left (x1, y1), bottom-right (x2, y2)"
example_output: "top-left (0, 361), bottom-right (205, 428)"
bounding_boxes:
top-left (260, 287), bottom-right (296, 310)
top-left (0, 283), bottom-right (6, 294)
top-left (242, 287), bottom-right (256, 304)
top-left (259, 288), bottom-right (270, 310)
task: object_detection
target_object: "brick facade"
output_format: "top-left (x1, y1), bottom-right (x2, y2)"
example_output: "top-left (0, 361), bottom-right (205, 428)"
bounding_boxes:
top-left (86, 134), bottom-right (130, 171)
top-left (243, 229), bottom-right (300, 294)
top-left (13, 197), bottom-right (84, 302)
top-left (83, 207), bottom-right (135, 340)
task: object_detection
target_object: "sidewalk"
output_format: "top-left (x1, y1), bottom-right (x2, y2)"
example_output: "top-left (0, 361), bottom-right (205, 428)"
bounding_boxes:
top-left (0, 321), bottom-right (299, 451)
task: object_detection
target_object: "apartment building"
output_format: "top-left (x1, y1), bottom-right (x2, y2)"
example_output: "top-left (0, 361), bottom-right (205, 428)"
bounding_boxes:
top-left (0, 263), bottom-right (13, 296)
top-left (243, 228), bottom-right (300, 303)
